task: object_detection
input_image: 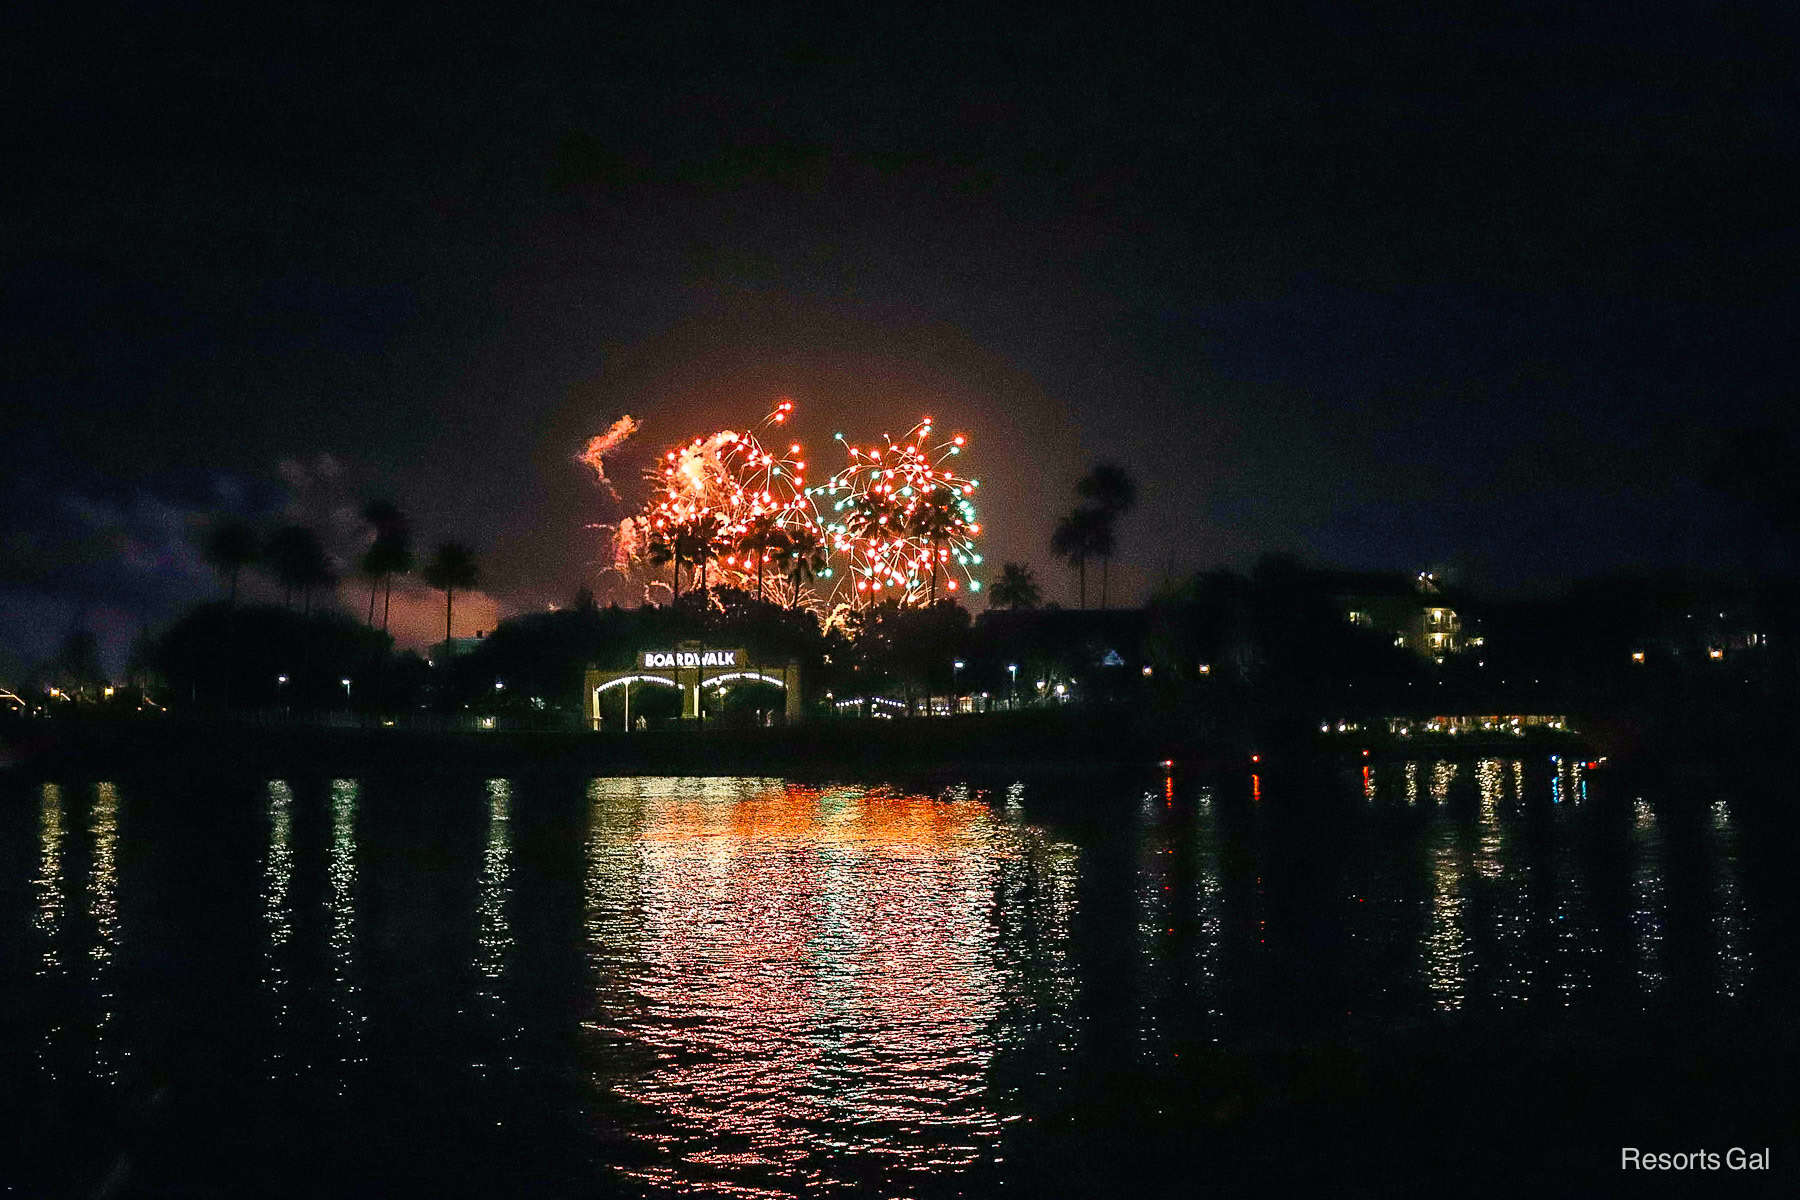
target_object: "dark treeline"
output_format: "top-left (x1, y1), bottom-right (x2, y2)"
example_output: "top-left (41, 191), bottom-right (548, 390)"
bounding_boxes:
top-left (13, 542), bottom-right (1798, 759)
top-left (118, 555), bottom-right (1800, 732)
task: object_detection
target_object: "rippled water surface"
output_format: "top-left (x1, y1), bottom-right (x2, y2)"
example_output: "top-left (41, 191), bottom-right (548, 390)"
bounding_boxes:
top-left (2, 761), bottom-right (1791, 1196)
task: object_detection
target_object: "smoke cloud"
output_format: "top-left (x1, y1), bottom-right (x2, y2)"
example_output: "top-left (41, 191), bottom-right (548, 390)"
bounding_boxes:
top-left (576, 415), bottom-right (642, 498)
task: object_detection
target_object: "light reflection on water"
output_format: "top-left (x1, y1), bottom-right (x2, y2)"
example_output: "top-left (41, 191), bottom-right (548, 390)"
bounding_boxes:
top-left (1135, 788), bottom-right (1175, 1057)
top-left (1423, 811), bottom-right (1470, 1011)
top-left (1634, 798), bottom-right (1670, 1007)
top-left (1631, 797), bottom-right (1666, 1000)
top-left (264, 779), bottom-right (294, 1081)
top-left (1552, 775), bottom-right (1594, 1005)
top-left (328, 778), bottom-right (362, 1085)
top-left (1710, 797), bottom-right (1752, 999)
top-left (1189, 787), bottom-right (1224, 1037)
top-left (580, 780), bottom-right (1040, 1196)
top-left (475, 778), bottom-right (516, 1083)
top-left (35, 782), bottom-right (66, 1084)
top-left (89, 782), bottom-right (121, 1086)
top-left (3, 761), bottom-right (1775, 1196)
top-left (1422, 761), bottom-right (1468, 1010)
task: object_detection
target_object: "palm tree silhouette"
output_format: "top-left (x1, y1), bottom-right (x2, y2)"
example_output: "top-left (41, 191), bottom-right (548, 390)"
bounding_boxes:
top-left (738, 513), bottom-right (783, 603)
top-left (989, 562), bottom-right (1042, 610)
top-left (204, 520), bottom-right (259, 608)
top-left (422, 542), bottom-right (480, 645)
top-left (909, 483), bottom-right (962, 606)
top-left (645, 531), bottom-right (679, 601)
top-left (360, 537), bottom-right (413, 631)
top-left (1051, 507), bottom-right (1112, 610)
top-left (777, 525), bottom-right (827, 610)
top-left (680, 514), bottom-right (722, 598)
top-left (1076, 464), bottom-right (1136, 608)
top-left (266, 525), bottom-right (333, 611)
top-left (358, 500), bottom-right (413, 629)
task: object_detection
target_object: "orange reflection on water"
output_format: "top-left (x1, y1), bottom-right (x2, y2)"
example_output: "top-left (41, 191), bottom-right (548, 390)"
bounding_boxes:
top-left (582, 779), bottom-right (1034, 1197)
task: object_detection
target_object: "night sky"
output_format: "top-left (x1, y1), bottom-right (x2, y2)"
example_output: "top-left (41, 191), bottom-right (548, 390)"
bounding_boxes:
top-left (4, 4), bottom-right (1795, 670)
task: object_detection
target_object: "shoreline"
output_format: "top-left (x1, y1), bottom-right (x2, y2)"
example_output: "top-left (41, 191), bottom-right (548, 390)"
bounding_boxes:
top-left (5, 708), bottom-right (1604, 785)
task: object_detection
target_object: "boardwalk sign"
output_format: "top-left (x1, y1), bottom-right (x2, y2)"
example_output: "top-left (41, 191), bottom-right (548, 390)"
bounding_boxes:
top-left (639, 649), bottom-right (742, 670)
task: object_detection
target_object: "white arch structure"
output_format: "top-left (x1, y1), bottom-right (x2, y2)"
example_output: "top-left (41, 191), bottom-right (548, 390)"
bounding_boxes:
top-left (698, 671), bottom-right (789, 690)
top-left (592, 674), bottom-right (678, 693)
top-left (584, 656), bottom-right (802, 729)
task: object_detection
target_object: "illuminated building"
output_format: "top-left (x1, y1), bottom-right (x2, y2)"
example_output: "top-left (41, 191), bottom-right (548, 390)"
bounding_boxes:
top-left (584, 643), bottom-right (803, 729)
top-left (1330, 569), bottom-right (1479, 659)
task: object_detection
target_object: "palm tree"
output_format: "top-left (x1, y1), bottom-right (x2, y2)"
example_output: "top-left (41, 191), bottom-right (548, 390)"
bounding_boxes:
top-left (1077, 462), bottom-right (1137, 516)
top-left (421, 542), bottom-right (480, 645)
top-left (909, 484), bottom-right (962, 607)
top-left (358, 545), bottom-right (384, 625)
top-left (203, 520), bottom-right (259, 608)
top-left (989, 562), bottom-right (1041, 610)
top-left (266, 525), bottom-right (331, 611)
top-left (1051, 507), bottom-right (1113, 610)
top-left (303, 555), bottom-right (338, 615)
top-left (738, 514), bottom-right (783, 603)
top-left (380, 534), bottom-right (413, 632)
top-left (1077, 463), bottom-right (1136, 608)
top-left (359, 500), bottom-right (412, 628)
top-left (361, 498), bottom-right (403, 539)
top-left (776, 525), bottom-right (828, 610)
top-left (680, 514), bottom-right (722, 598)
top-left (645, 531), bottom-right (678, 601)
top-left (360, 535), bottom-right (413, 630)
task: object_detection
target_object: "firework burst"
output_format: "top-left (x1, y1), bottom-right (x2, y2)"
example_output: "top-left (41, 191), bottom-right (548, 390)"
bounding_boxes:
top-left (637, 400), bottom-right (836, 604)
top-left (817, 416), bottom-right (984, 606)
top-left (605, 401), bottom-right (982, 611)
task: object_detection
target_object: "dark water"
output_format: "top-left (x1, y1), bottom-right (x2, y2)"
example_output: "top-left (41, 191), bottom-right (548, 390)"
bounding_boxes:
top-left (2, 759), bottom-right (1794, 1196)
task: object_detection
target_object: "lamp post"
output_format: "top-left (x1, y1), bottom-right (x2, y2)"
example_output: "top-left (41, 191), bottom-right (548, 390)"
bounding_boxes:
top-left (341, 677), bottom-right (352, 703)
top-left (952, 659), bottom-right (964, 714)
top-left (1007, 663), bottom-right (1017, 709)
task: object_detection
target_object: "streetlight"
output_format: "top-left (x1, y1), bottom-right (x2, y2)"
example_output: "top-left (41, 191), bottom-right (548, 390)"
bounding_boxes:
top-left (495, 679), bottom-right (505, 691)
top-left (341, 677), bottom-right (352, 702)
top-left (952, 659), bottom-right (964, 714)
top-left (1007, 663), bottom-right (1018, 709)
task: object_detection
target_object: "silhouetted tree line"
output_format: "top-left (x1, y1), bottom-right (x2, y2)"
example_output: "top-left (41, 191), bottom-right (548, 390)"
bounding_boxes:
top-left (201, 501), bottom-right (480, 641)
top-left (112, 551), bottom-right (1800, 744)
top-left (101, 423), bottom-right (1800, 741)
